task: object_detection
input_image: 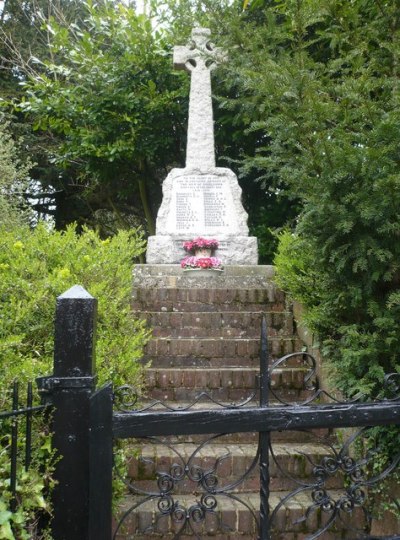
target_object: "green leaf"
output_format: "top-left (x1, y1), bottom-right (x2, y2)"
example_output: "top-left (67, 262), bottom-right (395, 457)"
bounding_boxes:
top-left (0, 521), bottom-right (15, 540)
top-left (0, 510), bottom-right (13, 526)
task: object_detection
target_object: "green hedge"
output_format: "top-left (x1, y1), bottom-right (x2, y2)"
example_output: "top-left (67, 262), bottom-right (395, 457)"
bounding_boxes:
top-left (0, 224), bottom-right (149, 539)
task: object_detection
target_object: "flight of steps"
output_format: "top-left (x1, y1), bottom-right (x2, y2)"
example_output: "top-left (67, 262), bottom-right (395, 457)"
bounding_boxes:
top-left (115, 265), bottom-right (350, 540)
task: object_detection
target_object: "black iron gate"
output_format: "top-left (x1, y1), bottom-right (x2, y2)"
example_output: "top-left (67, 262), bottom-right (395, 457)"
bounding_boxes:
top-left (39, 286), bottom-right (400, 539)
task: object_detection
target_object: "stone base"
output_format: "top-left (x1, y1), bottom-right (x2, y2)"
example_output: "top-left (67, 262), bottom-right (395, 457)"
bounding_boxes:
top-left (146, 235), bottom-right (258, 265)
top-left (133, 264), bottom-right (275, 289)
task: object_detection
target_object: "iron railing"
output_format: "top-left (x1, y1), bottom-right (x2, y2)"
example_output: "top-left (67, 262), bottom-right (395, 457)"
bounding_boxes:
top-left (111, 317), bottom-right (400, 539)
top-left (8, 285), bottom-right (399, 539)
top-left (0, 381), bottom-right (48, 513)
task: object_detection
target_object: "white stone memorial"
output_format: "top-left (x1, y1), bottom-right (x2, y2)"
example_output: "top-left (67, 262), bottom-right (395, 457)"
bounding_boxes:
top-left (146, 27), bottom-right (258, 265)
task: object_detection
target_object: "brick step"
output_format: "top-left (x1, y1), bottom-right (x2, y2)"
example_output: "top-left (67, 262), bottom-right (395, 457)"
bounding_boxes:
top-left (146, 367), bottom-right (308, 390)
top-left (147, 386), bottom-right (310, 404)
top-left (132, 287), bottom-right (286, 313)
top-left (133, 301), bottom-right (285, 313)
top-left (144, 368), bottom-right (310, 404)
top-left (144, 337), bottom-right (303, 360)
top-left (115, 490), bottom-right (360, 539)
top-left (140, 311), bottom-right (294, 338)
top-left (142, 355), bottom-right (309, 369)
top-left (127, 442), bottom-right (342, 494)
top-left (132, 287), bottom-right (284, 306)
top-left (166, 429), bottom-right (333, 445)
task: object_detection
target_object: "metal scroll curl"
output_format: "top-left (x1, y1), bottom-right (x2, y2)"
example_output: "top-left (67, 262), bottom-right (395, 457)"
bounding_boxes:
top-left (113, 384), bottom-right (258, 413)
top-left (383, 373), bottom-right (400, 401)
top-left (266, 353), bottom-right (400, 406)
top-left (268, 351), bottom-right (318, 405)
top-left (113, 385), bottom-right (139, 412)
top-left (114, 366), bottom-right (400, 413)
top-left (113, 433), bottom-right (260, 539)
top-left (269, 426), bottom-right (400, 538)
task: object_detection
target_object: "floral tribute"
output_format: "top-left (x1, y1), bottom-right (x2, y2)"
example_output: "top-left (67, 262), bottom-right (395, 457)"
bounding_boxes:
top-left (183, 237), bottom-right (219, 254)
top-left (181, 256), bottom-right (223, 269)
top-left (181, 237), bottom-right (223, 270)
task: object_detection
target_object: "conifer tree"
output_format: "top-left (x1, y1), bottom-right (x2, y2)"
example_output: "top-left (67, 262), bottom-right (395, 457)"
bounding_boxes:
top-left (225, 0), bottom-right (400, 415)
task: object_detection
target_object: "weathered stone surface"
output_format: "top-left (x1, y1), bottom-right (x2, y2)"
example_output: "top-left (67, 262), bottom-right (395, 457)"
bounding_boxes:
top-left (145, 27), bottom-right (258, 265)
top-left (173, 27), bottom-right (224, 170)
top-left (146, 167), bottom-right (258, 265)
top-left (133, 263), bottom-right (275, 288)
top-left (155, 167), bottom-right (249, 236)
top-left (147, 234), bottom-right (257, 265)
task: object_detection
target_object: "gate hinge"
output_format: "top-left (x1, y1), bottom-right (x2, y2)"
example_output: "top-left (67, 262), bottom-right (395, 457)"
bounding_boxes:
top-left (37, 375), bottom-right (97, 395)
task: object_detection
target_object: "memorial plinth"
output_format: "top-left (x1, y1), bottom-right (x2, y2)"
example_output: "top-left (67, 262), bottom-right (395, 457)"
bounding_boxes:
top-left (146, 167), bottom-right (257, 264)
top-left (146, 28), bottom-right (258, 265)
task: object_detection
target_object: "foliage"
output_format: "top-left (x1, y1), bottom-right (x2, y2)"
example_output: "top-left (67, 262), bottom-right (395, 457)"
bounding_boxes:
top-left (0, 224), bottom-right (149, 538)
top-left (5, 0), bottom-right (298, 256)
top-left (0, 0), bottom-right (97, 229)
top-left (0, 412), bottom-right (54, 540)
top-left (0, 0), bottom-right (87, 97)
top-left (0, 119), bottom-right (33, 229)
top-left (226, 0), bottom-right (400, 519)
top-left (18, 0), bottom-right (188, 233)
top-left (232, 0), bottom-right (400, 486)
top-left (0, 224), bottom-right (148, 389)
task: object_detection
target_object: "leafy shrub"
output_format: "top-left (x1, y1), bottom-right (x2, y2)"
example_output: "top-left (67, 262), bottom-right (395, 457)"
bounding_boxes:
top-left (0, 223), bottom-right (149, 538)
top-left (225, 0), bottom-right (400, 406)
top-left (0, 118), bottom-right (33, 230)
top-left (231, 0), bottom-right (400, 520)
top-left (0, 223), bottom-right (148, 390)
top-left (0, 413), bottom-right (54, 540)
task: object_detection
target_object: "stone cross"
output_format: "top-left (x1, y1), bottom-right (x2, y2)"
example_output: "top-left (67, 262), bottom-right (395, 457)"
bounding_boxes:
top-left (174, 28), bottom-right (225, 170)
top-left (145, 27), bottom-right (258, 265)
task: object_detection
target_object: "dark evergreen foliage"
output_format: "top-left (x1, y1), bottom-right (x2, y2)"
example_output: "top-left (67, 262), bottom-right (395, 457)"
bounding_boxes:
top-left (233, 0), bottom-right (400, 475)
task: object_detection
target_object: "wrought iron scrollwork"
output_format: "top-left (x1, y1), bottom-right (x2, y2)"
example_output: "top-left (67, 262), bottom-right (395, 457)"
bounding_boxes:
top-left (268, 350), bottom-right (400, 407)
top-left (113, 385), bottom-right (139, 412)
top-left (143, 493), bottom-right (229, 538)
top-left (269, 427), bottom-right (400, 538)
top-left (114, 366), bottom-right (400, 412)
top-left (383, 373), bottom-right (400, 401)
top-left (112, 320), bottom-right (400, 539)
top-left (268, 351), bottom-right (320, 406)
top-left (113, 433), bottom-right (260, 539)
top-left (113, 384), bottom-right (257, 412)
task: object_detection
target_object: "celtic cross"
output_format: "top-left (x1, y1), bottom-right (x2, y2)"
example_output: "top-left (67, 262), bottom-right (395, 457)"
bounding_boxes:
top-left (174, 28), bottom-right (225, 170)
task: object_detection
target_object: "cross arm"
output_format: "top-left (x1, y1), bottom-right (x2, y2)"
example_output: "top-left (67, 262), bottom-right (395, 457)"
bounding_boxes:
top-left (173, 45), bottom-right (194, 71)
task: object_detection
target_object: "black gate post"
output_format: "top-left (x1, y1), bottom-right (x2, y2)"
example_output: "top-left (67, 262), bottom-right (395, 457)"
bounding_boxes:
top-left (45, 285), bottom-right (98, 540)
top-left (89, 384), bottom-right (113, 540)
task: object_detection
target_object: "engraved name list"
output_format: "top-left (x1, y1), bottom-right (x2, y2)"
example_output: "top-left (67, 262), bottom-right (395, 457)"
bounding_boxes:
top-left (171, 175), bottom-right (230, 233)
